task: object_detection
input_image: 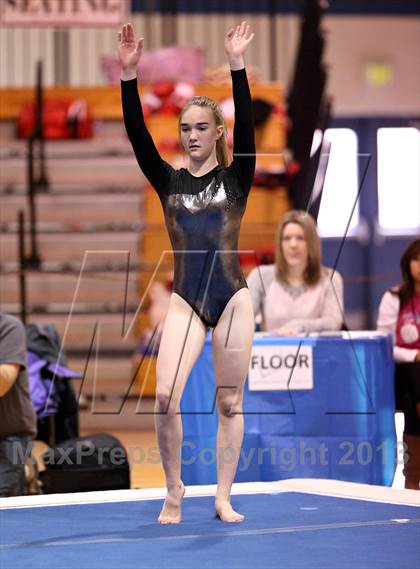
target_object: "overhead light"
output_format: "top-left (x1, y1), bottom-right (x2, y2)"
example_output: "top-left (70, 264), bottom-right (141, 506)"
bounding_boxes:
top-left (365, 62), bottom-right (393, 87)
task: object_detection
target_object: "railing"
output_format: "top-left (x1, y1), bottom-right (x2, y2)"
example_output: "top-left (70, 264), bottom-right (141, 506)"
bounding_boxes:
top-left (25, 60), bottom-right (50, 269)
top-left (17, 210), bottom-right (27, 324)
top-left (17, 61), bottom-right (51, 320)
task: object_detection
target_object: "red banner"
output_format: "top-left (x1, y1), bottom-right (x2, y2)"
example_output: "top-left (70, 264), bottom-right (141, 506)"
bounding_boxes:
top-left (0, 0), bottom-right (129, 27)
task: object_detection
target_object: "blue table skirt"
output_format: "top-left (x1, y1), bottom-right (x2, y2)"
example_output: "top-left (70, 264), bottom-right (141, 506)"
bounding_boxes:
top-left (180, 333), bottom-right (397, 486)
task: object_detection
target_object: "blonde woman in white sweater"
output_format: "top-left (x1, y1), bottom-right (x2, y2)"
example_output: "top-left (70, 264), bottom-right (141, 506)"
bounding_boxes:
top-left (247, 210), bottom-right (344, 335)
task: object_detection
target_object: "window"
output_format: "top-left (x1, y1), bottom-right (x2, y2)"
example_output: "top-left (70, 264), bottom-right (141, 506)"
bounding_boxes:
top-left (317, 129), bottom-right (360, 238)
top-left (377, 127), bottom-right (420, 233)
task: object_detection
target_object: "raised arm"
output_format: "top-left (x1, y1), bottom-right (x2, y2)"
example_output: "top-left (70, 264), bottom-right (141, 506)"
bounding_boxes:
top-left (225, 22), bottom-right (256, 195)
top-left (118, 24), bottom-right (171, 193)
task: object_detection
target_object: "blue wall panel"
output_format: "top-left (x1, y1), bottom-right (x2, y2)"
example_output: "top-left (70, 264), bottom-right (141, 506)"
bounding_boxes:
top-left (322, 117), bottom-right (419, 327)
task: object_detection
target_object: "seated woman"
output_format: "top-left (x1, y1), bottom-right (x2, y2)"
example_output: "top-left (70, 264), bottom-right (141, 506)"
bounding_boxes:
top-left (377, 238), bottom-right (420, 489)
top-left (247, 210), bottom-right (344, 334)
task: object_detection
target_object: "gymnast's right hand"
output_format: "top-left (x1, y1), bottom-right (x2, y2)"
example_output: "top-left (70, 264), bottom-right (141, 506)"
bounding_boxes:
top-left (117, 23), bottom-right (144, 73)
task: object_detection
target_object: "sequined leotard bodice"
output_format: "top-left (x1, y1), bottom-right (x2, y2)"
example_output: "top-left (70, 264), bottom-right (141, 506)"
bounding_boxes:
top-left (121, 69), bottom-right (255, 327)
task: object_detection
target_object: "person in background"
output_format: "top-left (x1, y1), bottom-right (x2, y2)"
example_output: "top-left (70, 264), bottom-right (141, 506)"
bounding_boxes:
top-left (377, 238), bottom-right (420, 489)
top-left (0, 313), bottom-right (37, 497)
top-left (247, 209), bottom-right (344, 335)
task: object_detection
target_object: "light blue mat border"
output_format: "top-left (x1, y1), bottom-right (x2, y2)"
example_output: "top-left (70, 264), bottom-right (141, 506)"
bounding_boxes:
top-left (1, 478), bottom-right (418, 510)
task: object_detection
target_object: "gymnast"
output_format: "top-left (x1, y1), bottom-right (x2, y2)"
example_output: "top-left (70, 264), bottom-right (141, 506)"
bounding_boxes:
top-left (118, 22), bottom-right (255, 523)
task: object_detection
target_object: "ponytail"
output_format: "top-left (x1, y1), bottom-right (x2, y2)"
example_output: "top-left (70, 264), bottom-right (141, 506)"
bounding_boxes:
top-left (216, 133), bottom-right (230, 167)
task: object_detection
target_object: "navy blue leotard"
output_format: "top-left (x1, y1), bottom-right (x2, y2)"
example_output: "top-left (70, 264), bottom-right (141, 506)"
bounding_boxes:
top-left (121, 69), bottom-right (255, 328)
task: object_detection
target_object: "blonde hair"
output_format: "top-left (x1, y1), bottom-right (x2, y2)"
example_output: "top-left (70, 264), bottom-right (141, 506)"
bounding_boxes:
top-left (275, 210), bottom-right (322, 285)
top-left (179, 96), bottom-right (231, 167)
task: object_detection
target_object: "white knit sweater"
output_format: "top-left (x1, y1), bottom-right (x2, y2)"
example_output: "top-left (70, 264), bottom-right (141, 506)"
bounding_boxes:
top-left (246, 264), bottom-right (344, 333)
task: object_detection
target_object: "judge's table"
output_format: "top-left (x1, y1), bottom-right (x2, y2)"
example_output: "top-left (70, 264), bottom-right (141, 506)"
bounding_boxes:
top-left (180, 331), bottom-right (397, 487)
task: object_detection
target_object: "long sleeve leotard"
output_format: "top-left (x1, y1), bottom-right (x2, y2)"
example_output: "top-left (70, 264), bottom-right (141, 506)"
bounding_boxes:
top-left (122, 69), bottom-right (255, 328)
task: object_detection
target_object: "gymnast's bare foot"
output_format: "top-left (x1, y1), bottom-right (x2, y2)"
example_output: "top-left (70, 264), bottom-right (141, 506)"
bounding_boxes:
top-left (158, 482), bottom-right (185, 524)
top-left (215, 498), bottom-right (245, 522)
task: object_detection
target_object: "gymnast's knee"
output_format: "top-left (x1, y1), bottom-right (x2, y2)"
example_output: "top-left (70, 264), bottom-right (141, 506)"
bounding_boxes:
top-left (216, 391), bottom-right (243, 418)
top-left (154, 389), bottom-right (180, 415)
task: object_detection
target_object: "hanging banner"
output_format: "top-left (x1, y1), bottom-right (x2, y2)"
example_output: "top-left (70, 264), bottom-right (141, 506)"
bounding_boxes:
top-left (248, 344), bottom-right (314, 391)
top-left (0, 0), bottom-right (129, 27)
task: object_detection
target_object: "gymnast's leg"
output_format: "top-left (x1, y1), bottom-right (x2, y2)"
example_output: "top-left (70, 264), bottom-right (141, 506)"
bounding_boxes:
top-left (212, 287), bottom-right (255, 522)
top-left (154, 292), bottom-right (206, 523)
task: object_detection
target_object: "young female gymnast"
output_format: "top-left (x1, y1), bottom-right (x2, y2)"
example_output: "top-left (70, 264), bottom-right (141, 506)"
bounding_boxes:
top-left (118, 22), bottom-right (255, 523)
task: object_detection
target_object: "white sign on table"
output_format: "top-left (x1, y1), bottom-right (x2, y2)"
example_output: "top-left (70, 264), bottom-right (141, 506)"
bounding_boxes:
top-left (248, 344), bottom-right (313, 391)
